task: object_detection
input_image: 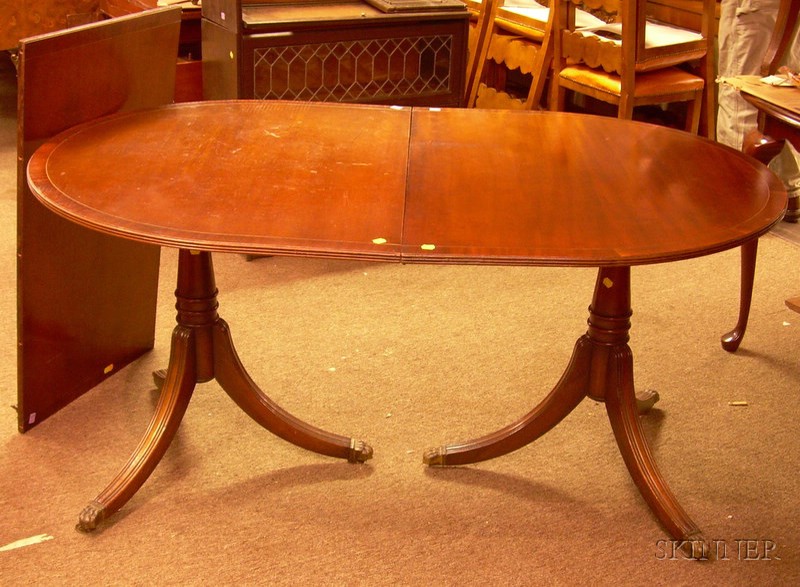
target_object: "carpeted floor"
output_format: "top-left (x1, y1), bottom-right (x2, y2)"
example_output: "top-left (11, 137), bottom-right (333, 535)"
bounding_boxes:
top-left (1, 51), bottom-right (799, 585)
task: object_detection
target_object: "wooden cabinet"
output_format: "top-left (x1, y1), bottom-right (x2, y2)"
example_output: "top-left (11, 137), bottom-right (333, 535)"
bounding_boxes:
top-left (201, 0), bottom-right (469, 106)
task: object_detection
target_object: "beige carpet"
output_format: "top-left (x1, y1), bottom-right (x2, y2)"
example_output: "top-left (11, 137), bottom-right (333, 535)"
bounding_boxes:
top-left (1, 53), bottom-right (799, 585)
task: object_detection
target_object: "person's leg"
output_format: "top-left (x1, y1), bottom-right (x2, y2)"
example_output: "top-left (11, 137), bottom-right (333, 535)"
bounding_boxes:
top-left (770, 141), bottom-right (800, 221)
top-left (717, 0), bottom-right (781, 150)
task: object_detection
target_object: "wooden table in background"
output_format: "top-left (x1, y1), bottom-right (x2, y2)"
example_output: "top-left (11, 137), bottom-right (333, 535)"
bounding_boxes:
top-left (727, 76), bottom-right (800, 222)
top-left (27, 101), bottom-right (785, 544)
top-left (726, 75), bottom-right (800, 312)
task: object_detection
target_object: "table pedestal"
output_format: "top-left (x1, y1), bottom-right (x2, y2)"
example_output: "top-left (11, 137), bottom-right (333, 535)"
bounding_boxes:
top-left (77, 249), bottom-right (373, 532)
top-left (424, 266), bottom-right (702, 543)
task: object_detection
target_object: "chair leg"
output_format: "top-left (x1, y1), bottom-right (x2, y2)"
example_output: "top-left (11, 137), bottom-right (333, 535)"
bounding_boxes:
top-left (697, 50), bottom-right (717, 139)
top-left (617, 94), bottom-right (634, 120)
top-left (702, 73), bottom-right (716, 139)
top-left (683, 93), bottom-right (702, 134)
top-left (524, 31), bottom-right (554, 111)
top-left (549, 77), bottom-right (566, 112)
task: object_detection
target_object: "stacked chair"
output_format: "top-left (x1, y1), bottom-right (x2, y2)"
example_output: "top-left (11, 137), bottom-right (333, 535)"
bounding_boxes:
top-left (549, 0), bottom-right (717, 137)
top-left (465, 0), bottom-right (556, 110)
top-left (469, 0), bottom-right (618, 110)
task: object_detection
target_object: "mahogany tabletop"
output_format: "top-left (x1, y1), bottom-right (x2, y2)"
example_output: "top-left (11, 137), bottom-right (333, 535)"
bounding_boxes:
top-left (27, 100), bottom-right (787, 266)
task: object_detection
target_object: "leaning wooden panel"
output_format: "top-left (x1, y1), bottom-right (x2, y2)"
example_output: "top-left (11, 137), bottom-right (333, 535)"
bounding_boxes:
top-left (0, 0), bottom-right (100, 51)
top-left (16, 7), bottom-right (181, 432)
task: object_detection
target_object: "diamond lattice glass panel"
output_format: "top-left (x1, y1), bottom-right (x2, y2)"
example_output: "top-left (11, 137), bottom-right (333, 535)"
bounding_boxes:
top-left (253, 35), bottom-right (454, 102)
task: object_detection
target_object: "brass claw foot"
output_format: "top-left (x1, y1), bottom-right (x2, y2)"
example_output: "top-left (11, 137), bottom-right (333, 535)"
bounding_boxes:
top-left (152, 368), bottom-right (167, 389)
top-left (348, 440), bottom-right (374, 463)
top-left (76, 501), bottom-right (105, 533)
top-left (422, 447), bottom-right (446, 466)
top-left (678, 532), bottom-right (713, 561)
top-left (635, 388), bottom-right (660, 414)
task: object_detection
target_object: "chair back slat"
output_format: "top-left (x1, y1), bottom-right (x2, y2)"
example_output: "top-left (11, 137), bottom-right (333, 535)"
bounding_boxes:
top-left (762, 0), bottom-right (800, 75)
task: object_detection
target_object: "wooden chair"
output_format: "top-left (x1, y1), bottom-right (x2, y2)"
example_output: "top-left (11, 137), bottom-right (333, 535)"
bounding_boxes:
top-left (464, 0), bottom-right (501, 106)
top-left (16, 7), bottom-right (181, 431)
top-left (466, 0), bottom-right (555, 110)
top-left (549, 0), bottom-right (716, 137)
top-left (762, 0), bottom-right (800, 78)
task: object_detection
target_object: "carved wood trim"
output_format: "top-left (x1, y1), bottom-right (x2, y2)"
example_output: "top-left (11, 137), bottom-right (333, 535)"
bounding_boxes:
top-left (562, 29), bottom-right (622, 74)
top-left (487, 34), bottom-right (541, 75)
top-left (474, 83), bottom-right (528, 108)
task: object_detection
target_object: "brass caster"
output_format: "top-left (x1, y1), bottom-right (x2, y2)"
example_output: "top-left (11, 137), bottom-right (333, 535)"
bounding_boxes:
top-left (422, 447), bottom-right (447, 466)
top-left (76, 501), bottom-right (105, 533)
top-left (348, 439), bottom-right (374, 463)
top-left (636, 388), bottom-right (660, 414)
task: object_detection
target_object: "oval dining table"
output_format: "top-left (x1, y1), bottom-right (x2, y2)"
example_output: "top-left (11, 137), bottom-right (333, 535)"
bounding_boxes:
top-left (27, 100), bottom-right (786, 546)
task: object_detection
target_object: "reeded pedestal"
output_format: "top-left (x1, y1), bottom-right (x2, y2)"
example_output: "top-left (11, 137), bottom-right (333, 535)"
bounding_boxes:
top-left (77, 250), bottom-right (372, 532)
top-left (424, 266), bottom-right (703, 543)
